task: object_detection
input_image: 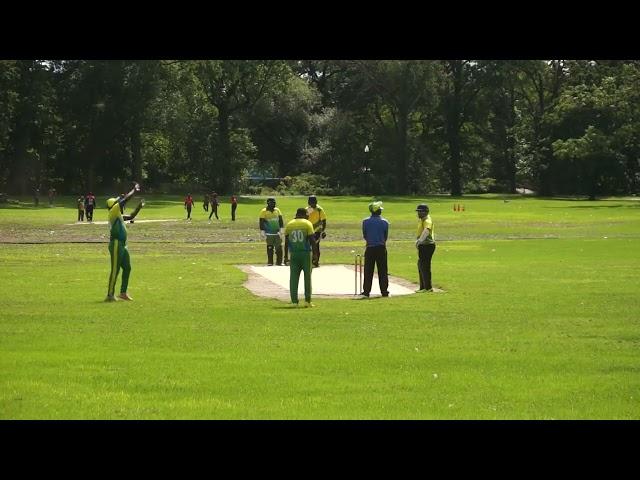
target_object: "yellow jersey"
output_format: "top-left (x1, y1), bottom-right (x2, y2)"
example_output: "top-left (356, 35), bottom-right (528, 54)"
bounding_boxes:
top-left (416, 215), bottom-right (435, 244)
top-left (306, 205), bottom-right (327, 232)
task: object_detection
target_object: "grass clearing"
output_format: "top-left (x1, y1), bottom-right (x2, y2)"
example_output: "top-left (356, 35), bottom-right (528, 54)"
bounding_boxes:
top-left (1, 195), bottom-right (639, 419)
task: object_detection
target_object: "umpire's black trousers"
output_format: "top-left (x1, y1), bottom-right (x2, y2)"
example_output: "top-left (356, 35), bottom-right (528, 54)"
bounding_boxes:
top-left (418, 243), bottom-right (436, 290)
top-left (363, 245), bottom-right (389, 296)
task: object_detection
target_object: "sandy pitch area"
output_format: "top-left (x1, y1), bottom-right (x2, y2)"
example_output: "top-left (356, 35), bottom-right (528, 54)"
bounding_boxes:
top-left (238, 264), bottom-right (422, 302)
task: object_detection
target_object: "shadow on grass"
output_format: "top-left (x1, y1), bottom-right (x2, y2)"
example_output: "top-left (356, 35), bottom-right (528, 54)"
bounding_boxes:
top-left (0, 202), bottom-right (57, 210)
top-left (544, 204), bottom-right (639, 209)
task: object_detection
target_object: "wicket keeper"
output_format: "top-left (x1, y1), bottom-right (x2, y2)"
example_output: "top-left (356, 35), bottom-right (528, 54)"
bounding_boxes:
top-left (284, 207), bottom-right (316, 307)
top-left (105, 182), bottom-right (144, 302)
top-left (306, 195), bottom-right (327, 267)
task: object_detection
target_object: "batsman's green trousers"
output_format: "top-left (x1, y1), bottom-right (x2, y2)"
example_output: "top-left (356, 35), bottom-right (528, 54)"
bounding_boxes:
top-left (108, 239), bottom-right (131, 296)
top-left (289, 251), bottom-right (312, 303)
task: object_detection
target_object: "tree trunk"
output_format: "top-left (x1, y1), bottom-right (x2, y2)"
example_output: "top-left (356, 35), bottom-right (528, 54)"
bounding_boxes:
top-left (587, 156), bottom-right (598, 200)
top-left (85, 142), bottom-right (96, 193)
top-left (507, 150), bottom-right (517, 194)
top-left (506, 88), bottom-right (517, 194)
top-left (396, 110), bottom-right (409, 193)
top-left (448, 133), bottom-right (462, 196)
top-left (217, 106), bottom-right (232, 193)
top-left (445, 61), bottom-right (464, 197)
top-left (130, 126), bottom-right (142, 182)
top-left (9, 126), bottom-right (29, 195)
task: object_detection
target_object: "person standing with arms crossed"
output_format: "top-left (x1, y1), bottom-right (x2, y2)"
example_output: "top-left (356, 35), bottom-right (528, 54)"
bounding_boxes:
top-left (284, 207), bottom-right (316, 307)
top-left (361, 201), bottom-right (389, 298)
top-left (105, 182), bottom-right (145, 302)
top-left (230, 194), bottom-right (238, 221)
top-left (306, 195), bottom-right (327, 268)
top-left (415, 203), bottom-right (436, 292)
top-left (259, 197), bottom-right (284, 266)
top-left (184, 193), bottom-right (194, 221)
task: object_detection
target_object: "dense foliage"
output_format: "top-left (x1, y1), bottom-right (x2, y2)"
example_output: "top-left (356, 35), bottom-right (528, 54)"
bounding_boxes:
top-left (1, 60), bottom-right (638, 197)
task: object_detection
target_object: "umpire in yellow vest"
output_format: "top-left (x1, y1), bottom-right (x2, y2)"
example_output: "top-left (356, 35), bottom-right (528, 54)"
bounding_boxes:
top-left (415, 203), bottom-right (436, 292)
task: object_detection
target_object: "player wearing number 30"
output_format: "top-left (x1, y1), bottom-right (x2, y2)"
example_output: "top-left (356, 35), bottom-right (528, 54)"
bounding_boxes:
top-left (284, 208), bottom-right (317, 307)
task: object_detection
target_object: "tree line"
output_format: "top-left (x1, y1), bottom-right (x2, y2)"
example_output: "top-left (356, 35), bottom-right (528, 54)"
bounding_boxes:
top-left (1, 59), bottom-right (639, 199)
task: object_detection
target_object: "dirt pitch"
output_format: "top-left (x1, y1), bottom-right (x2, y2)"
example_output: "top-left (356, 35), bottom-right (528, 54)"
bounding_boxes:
top-left (238, 264), bottom-right (423, 302)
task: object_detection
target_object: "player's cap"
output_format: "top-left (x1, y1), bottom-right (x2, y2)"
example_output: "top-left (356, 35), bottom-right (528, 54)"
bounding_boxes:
top-left (369, 201), bottom-right (384, 213)
top-left (106, 197), bottom-right (118, 209)
top-left (416, 203), bottom-right (429, 212)
top-left (296, 207), bottom-right (308, 218)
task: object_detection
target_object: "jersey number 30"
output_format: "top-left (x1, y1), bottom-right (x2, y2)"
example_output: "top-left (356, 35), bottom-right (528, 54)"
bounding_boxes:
top-left (290, 230), bottom-right (305, 242)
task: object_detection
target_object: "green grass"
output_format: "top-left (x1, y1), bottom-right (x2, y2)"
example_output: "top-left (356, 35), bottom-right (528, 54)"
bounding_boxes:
top-left (1, 194), bottom-right (639, 419)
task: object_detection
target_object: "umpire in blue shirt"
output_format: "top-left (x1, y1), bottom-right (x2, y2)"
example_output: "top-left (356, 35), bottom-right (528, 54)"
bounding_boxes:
top-left (361, 201), bottom-right (389, 297)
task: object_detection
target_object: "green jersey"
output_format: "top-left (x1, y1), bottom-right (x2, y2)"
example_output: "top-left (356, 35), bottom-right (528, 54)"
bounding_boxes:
top-left (108, 200), bottom-right (127, 242)
top-left (285, 218), bottom-right (315, 253)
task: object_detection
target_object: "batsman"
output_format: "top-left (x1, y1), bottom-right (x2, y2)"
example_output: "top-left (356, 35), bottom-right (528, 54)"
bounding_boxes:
top-left (259, 197), bottom-right (284, 266)
top-left (105, 182), bottom-right (145, 302)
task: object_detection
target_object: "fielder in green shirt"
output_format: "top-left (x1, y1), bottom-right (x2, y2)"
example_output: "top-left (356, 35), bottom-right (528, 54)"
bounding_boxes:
top-left (105, 182), bottom-right (145, 302)
top-left (284, 208), bottom-right (317, 307)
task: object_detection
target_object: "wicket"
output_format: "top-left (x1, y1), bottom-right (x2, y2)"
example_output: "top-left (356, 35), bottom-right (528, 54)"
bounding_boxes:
top-left (354, 253), bottom-right (363, 295)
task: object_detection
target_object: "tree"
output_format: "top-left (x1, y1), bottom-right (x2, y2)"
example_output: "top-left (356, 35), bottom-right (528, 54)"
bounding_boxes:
top-left (513, 60), bottom-right (567, 196)
top-left (479, 61), bottom-right (522, 193)
top-left (551, 62), bottom-right (640, 198)
top-left (191, 60), bottom-right (292, 192)
top-left (439, 60), bottom-right (487, 196)
top-left (352, 60), bottom-right (438, 193)
top-left (0, 61), bottom-right (20, 189)
top-left (4, 60), bottom-right (59, 195)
